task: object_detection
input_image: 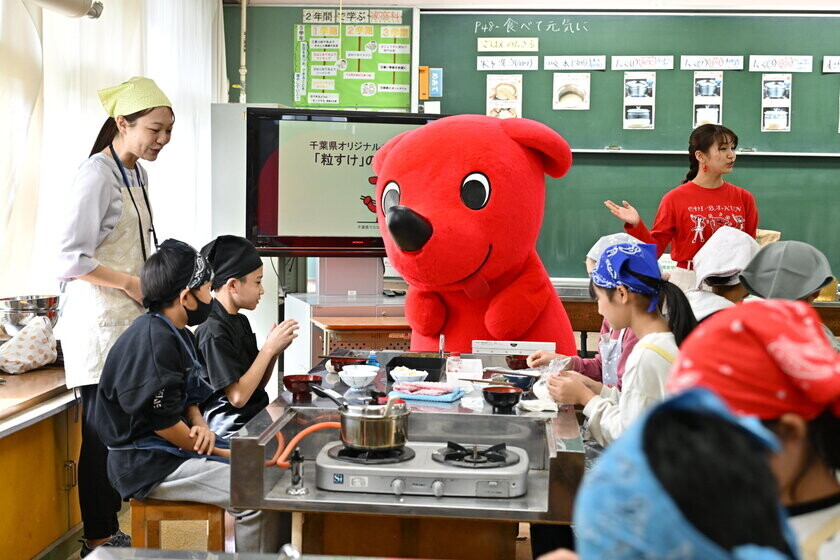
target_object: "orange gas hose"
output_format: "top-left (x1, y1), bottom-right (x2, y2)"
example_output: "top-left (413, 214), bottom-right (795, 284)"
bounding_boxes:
top-left (271, 421), bottom-right (341, 468)
top-left (265, 432), bottom-right (287, 466)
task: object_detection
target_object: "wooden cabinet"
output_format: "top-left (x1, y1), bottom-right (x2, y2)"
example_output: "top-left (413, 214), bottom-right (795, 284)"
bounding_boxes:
top-left (0, 403), bottom-right (82, 560)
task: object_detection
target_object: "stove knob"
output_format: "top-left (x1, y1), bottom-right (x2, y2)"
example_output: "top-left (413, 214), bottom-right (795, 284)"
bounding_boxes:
top-left (431, 480), bottom-right (445, 498)
top-left (391, 478), bottom-right (406, 496)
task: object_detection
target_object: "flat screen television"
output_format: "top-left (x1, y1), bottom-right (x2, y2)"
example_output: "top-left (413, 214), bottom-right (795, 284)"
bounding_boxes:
top-left (246, 107), bottom-right (442, 256)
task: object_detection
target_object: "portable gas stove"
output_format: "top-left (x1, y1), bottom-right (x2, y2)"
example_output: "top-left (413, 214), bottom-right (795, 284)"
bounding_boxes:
top-left (315, 441), bottom-right (530, 498)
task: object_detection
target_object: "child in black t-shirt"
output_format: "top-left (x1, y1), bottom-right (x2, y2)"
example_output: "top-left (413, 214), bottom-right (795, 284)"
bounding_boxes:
top-left (197, 236), bottom-right (298, 438)
top-left (96, 239), bottom-right (287, 552)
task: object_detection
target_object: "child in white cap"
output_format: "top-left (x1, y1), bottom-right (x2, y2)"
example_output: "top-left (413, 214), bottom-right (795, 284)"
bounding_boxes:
top-left (685, 226), bottom-right (759, 321)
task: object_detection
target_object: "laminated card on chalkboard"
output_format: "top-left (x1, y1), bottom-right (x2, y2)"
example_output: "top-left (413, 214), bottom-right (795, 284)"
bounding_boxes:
top-left (553, 73), bottom-right (590, 111)
top-left (693, 71), bottom-right (723, 127)
top-left (487, 74), bottom-right (522, 119)
top-left (761, 73), bottom-right (792, 132)
top-left (623, 71), bottom-right (656, 130)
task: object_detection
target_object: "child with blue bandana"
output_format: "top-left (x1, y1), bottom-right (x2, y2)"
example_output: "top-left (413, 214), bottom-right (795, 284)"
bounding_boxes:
top-left (547, 243), bottom-right (697, 447)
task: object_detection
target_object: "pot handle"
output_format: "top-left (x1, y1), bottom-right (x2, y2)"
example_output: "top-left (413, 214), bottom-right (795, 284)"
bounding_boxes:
top-left (311, 384), bottom-right (348, 410)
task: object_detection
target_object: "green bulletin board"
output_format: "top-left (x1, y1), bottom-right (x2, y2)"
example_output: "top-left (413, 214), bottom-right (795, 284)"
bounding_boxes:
top-left (293, 8), bottom-right (411, 109)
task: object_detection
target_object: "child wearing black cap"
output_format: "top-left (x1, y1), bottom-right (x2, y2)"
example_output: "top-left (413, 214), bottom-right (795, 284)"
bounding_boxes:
top-left (197, 235), bottom-right (298, 438)
top-left (96, 239), bottom-right (287, 552)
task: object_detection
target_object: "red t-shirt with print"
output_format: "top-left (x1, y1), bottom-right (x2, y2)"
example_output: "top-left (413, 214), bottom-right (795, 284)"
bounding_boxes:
top-left (625, 181), bottom-right (758, 268)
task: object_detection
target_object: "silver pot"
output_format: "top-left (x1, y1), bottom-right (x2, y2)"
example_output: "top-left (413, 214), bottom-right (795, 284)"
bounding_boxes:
top-left (339, 402), bottom-right (410, 451)
top-left (312, 386), bottom-right (411, 451)
top-left (764, 82), bottom-right (787, 99)
top-left (695, 80), bottom-right (718, 96)
top-left (627, 107), bottom-right (651, 120)
top-left (626, 80), bottom-right (649, 97)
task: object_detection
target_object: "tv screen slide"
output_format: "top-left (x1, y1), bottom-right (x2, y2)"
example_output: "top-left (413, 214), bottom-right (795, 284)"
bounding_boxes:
top-left (248, 109), bottom-right (439, 255)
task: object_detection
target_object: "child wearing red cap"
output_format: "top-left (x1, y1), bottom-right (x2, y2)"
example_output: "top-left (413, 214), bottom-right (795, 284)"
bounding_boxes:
top-left (668, 300), bottom-right (840, 560)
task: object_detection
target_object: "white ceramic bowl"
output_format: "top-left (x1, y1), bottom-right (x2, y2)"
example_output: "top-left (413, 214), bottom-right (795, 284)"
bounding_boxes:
top-left (390, 370), bottom-right (428, 383)
top-left (339, 364), bottom-right (379, 388)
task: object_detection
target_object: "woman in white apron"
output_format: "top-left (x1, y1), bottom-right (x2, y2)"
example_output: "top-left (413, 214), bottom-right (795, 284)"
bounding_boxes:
top-left (54, 77), bottom-right (173, 557)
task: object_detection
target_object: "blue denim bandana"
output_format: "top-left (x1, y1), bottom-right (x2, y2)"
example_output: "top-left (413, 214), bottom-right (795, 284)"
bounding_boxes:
top-left (591, 242), bottom-right (662, 312)
top-left (574, 389), bottom-right (799, 560)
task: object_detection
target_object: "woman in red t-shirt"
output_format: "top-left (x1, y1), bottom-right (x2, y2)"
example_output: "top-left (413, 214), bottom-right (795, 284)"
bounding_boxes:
top-left (604, 124), bottom-right (758, 290)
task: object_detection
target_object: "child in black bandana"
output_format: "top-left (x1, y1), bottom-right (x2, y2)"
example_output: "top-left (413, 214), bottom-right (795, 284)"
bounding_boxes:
top-left (197, 235), bottom-right (298, 438)
top-left (96, 239), bottom-right (287, 552)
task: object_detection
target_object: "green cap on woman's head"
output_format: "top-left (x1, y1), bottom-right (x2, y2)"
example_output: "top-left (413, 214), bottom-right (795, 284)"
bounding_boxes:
top-left (97, 77), bottom-right (171, 118)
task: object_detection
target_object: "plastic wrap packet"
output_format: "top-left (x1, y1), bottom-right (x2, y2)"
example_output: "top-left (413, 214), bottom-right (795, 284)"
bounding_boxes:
top-left (526, 356), bottom-right (574, 412)
top-left (0, 317), bottom-right (58, 374)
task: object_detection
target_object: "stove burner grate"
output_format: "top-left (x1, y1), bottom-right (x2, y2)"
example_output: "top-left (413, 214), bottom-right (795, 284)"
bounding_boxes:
top-left (431, 441), bottom-right (520, 469)
top-left (328, 444), bottom-right (416, 465)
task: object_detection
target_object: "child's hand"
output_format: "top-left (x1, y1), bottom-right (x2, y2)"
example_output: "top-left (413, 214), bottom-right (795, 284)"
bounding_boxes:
top-left (604, 200), bottom-right (640, 227)
top-left (189, 425), bottom-right (216, 455)
top-left (527, 350), bottom-right (564, 368)
top-left (557, 369), bottom-right (601, 393)
top-left (547, 373), bottom-right (596, 406)
top-left (265, 319), bottom-right (299, 355)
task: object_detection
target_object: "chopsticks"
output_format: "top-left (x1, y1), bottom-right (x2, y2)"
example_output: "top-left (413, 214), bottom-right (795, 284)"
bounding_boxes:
top-left (459, 378), bottom-right (516, 386)
top-left (483, 368), bottom-right (541, 378)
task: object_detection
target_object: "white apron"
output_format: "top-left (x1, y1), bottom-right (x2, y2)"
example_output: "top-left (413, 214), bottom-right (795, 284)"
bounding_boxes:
top-left (58, 172), bottom-right (151, 389)
top-left (598, 328), bottom-right (627, 387)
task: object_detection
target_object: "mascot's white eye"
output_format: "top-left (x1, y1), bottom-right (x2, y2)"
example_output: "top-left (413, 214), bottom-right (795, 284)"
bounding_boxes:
top-left (461, 172), bottom-right (490, 210)
top-left (381, 181), bottom-right (401, 214)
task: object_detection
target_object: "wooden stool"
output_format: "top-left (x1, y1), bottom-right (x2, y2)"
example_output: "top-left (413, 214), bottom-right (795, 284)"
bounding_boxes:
top-left (129, 498), bottom-right (225, 550)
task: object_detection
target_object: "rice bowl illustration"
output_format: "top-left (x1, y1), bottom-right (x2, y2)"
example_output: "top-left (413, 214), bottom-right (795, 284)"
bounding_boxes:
top-left (556, 84), bottom-right (586, 108)
top-left (490, 83), bottom-right (518, 100)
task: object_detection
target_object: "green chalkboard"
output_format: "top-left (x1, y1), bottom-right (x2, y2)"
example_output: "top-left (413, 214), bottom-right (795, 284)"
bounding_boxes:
top-left (224, 8), bottom-right (840, 277)
top-left (417, 12), bottom-right (840, 277)
top-left (419, 12), bottom-right (840, 153)
top-left (537, 152), bottom-right (840, 278)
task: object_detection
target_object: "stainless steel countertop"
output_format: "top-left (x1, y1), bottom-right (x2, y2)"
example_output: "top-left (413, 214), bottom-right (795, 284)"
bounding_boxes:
top-left (230, 355), bottom-right (584, 523)
top-left (86, 550), bottom-right (378, 560)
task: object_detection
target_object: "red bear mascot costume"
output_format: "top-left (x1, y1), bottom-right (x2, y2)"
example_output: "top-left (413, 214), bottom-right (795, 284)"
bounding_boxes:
top-left (372, 114), bottom-right (577, 355)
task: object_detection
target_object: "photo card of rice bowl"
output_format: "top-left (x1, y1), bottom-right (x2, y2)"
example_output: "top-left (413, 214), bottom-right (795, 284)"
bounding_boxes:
top-left (552, 73), bottom-right (590, 110)
top-left (486, 74), bottom-right (523, 119)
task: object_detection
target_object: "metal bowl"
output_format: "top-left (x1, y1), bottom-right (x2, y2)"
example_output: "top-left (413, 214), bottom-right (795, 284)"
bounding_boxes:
top-left (0, 308), bottom-right (59, 336)
top-left (0, 295), bottom-right (60, 311)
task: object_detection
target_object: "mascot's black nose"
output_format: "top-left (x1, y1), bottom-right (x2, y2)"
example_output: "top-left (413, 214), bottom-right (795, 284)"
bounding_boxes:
top-left (386, 206), bottom-right (433, 252)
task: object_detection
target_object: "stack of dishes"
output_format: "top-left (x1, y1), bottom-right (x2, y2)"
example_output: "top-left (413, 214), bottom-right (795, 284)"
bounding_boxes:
top-left (0, 295), bottom-right (60, 336)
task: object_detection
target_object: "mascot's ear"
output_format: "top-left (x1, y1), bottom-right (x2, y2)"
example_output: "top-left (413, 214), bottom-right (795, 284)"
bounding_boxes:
top-left (499, 118), bottom-right (573, 179)
top-left (372, 129), bottom-right (415, 175)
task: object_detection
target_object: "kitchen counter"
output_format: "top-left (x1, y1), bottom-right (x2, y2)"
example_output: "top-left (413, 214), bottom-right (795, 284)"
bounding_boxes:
top-left (560, 295), bottom-right (840, 336)
top-left (86, 548), bottom-right (407, 560)
top-left (0, 364), bottom-right (82, 560)
top-left (0, 364), bottom-right (76, 437)
top-left (230, 353), bottom-right (584, 559)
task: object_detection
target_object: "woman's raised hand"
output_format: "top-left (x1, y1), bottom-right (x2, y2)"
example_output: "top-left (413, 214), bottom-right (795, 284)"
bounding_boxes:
top-left (604, 200), bottom-right (640, 227)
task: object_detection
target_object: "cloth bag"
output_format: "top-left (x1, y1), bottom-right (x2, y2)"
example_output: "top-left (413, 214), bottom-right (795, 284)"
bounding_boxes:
top-left (0, 317), bottom-right (58, 374)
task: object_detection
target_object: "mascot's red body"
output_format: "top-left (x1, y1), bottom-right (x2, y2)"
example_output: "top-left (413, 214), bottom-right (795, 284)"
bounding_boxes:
top-left (372, 115), bottom-right (577, 355)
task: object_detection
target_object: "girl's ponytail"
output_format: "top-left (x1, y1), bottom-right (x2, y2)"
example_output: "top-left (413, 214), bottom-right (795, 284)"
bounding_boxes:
top-left (659, 281), bottom-right (698, 346)
top-left (684, 154), bottom-right (699, 183)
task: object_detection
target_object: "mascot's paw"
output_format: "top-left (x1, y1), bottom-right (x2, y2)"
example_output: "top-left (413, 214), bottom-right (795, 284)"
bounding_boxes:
top-left (406, 290), bottom-right (446, 337)
top-left (485, 291), bottom-right (540, 340)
